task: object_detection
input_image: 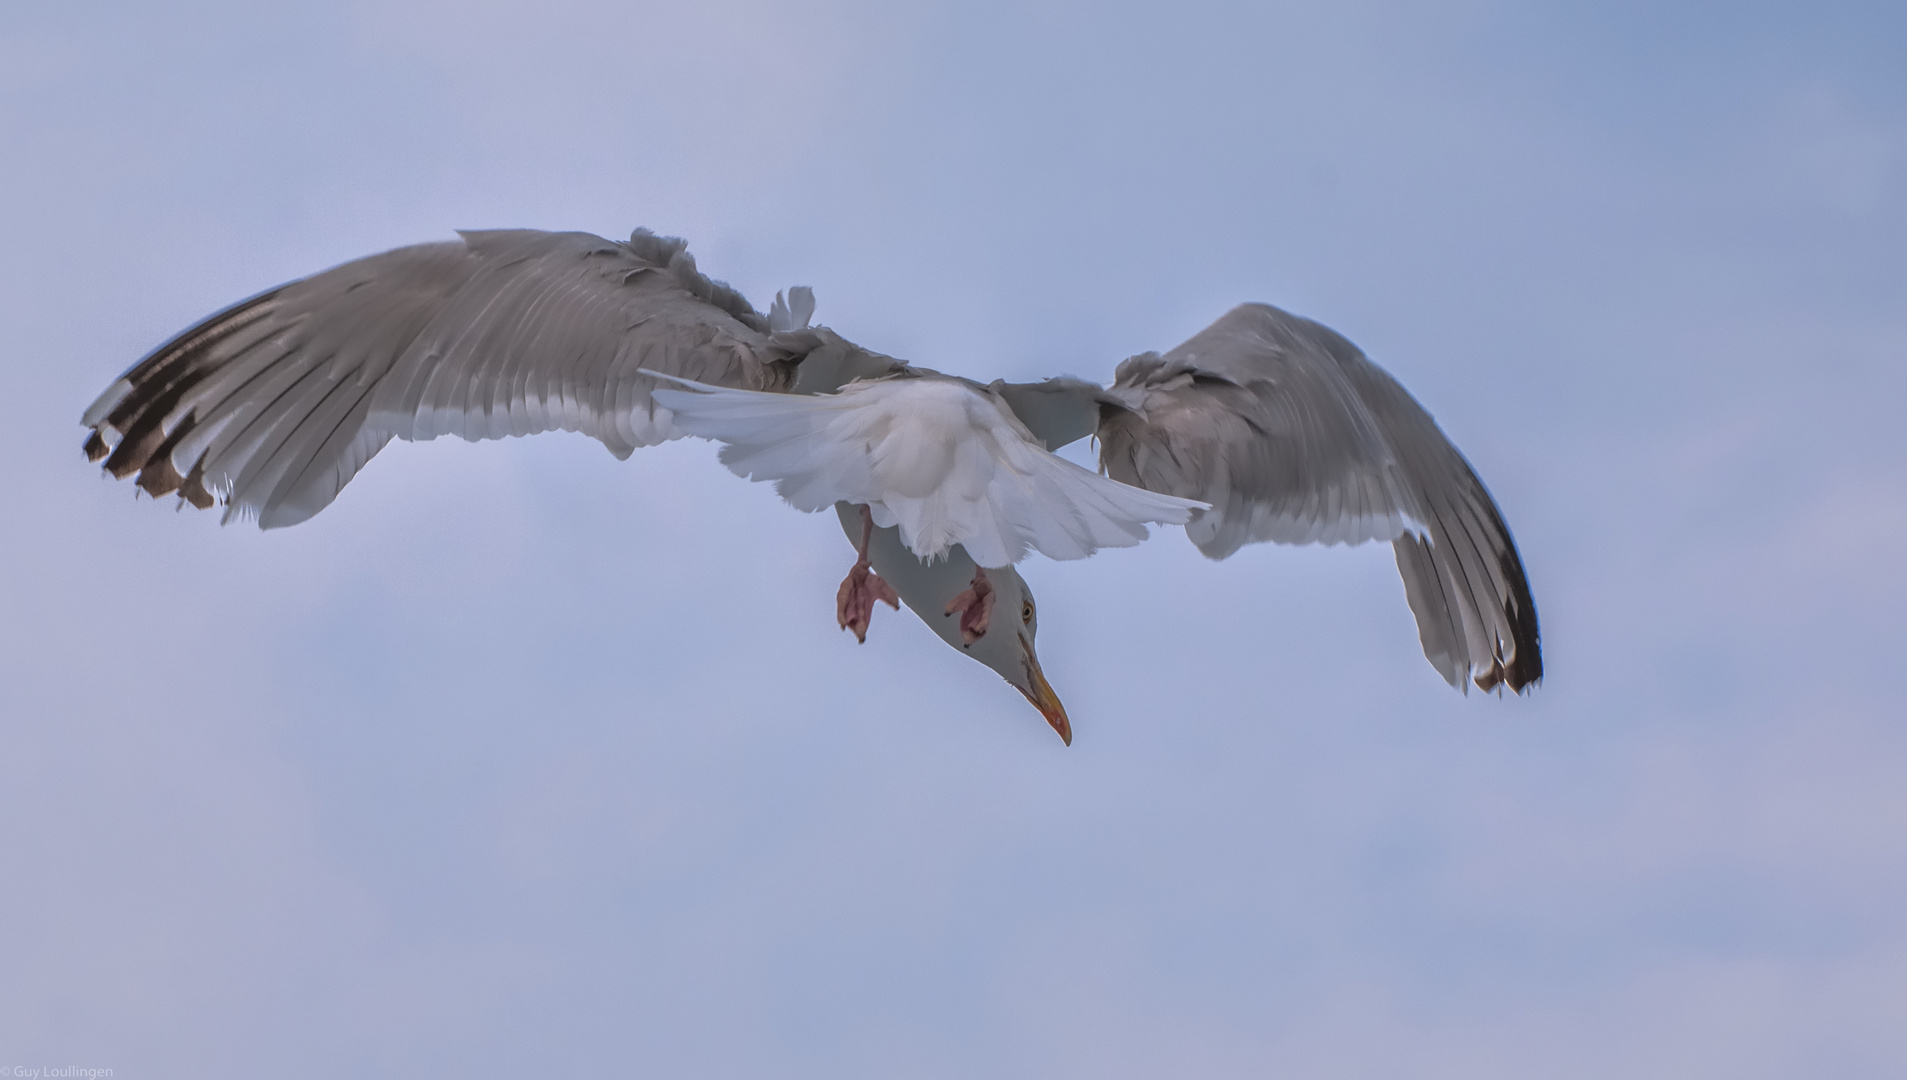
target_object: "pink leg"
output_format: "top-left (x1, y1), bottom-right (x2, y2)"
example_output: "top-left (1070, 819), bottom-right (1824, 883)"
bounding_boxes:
top-left (837, 505), bottom-right (899, 643)
top-left (944, 567), bottom-right (995, 645)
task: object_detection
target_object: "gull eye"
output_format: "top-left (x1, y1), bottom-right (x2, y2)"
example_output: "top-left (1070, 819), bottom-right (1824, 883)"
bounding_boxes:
top-left (1021, 600), bottom-right (1034, 625)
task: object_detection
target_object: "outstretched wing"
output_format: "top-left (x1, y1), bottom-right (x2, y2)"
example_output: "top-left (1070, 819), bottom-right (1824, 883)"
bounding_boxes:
top-left (1097, 303), bottom-right (1541, 693)
top-left (81, 229), bottom-right (847, 528)
top-left (652, 374), bottom-right (1206, 568)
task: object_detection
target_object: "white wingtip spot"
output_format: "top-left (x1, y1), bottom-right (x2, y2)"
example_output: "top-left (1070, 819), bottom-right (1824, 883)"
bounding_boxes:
top-left (81, 378), bottom-right (135, 428)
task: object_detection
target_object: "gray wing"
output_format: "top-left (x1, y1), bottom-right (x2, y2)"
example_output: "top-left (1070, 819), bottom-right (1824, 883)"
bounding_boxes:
top-left (1096, 303), bottom-right (1541, 693)
top-left (989, 377), bottom-right (1105, 450)
top-left (80, 229), bottom-right (882, 528)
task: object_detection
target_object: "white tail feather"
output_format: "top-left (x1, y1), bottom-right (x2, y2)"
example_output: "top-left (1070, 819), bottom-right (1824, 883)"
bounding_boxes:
top-left (648, 372), bottom-right (1206, 567)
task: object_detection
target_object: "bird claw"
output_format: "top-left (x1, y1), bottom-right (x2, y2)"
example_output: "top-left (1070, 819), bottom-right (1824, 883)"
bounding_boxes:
top-left (837, 561), bottom-right (899, 643)
top-left (944, 568), bottom-right (994, 645)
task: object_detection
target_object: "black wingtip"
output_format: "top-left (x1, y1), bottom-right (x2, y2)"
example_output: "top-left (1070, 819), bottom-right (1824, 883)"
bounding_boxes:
top-left (1493, 540), bottom-right (1543, 693)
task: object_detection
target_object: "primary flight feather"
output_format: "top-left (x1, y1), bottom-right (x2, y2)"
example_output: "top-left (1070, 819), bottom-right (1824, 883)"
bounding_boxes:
top-left (81, 226), bottom-right (1542, 744)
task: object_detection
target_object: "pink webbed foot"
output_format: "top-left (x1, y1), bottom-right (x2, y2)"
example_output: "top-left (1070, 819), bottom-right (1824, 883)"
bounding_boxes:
top-left (838, 505), bottom-right (898, 644)
top-left (944, 567), bottom-right (995, 645)
top-left (837, 561), bottom-right (900, 644)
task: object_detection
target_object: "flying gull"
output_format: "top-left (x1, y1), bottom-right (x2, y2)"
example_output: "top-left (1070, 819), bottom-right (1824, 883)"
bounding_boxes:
top-left (80, 228), bottom-right (1543, 744)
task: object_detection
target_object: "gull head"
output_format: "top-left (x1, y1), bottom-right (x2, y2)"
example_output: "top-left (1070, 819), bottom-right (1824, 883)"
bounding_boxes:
top-left (935, 564), bottom-right (1071, 746)
top-left (829, 502), bottom-right (1072, 745)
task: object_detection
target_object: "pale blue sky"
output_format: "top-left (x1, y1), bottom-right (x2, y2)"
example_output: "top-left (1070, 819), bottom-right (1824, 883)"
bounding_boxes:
top-left (3, 2), bottom-right (1903, 1076)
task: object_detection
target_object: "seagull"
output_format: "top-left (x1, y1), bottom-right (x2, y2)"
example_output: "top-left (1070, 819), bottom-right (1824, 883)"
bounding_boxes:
top-left (81, 227), bottom-right (1542, 744)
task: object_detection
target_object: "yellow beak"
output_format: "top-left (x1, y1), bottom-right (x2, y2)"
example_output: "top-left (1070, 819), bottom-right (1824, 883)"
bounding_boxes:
top-left (1018, 651), bottom-right (1072, 746)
